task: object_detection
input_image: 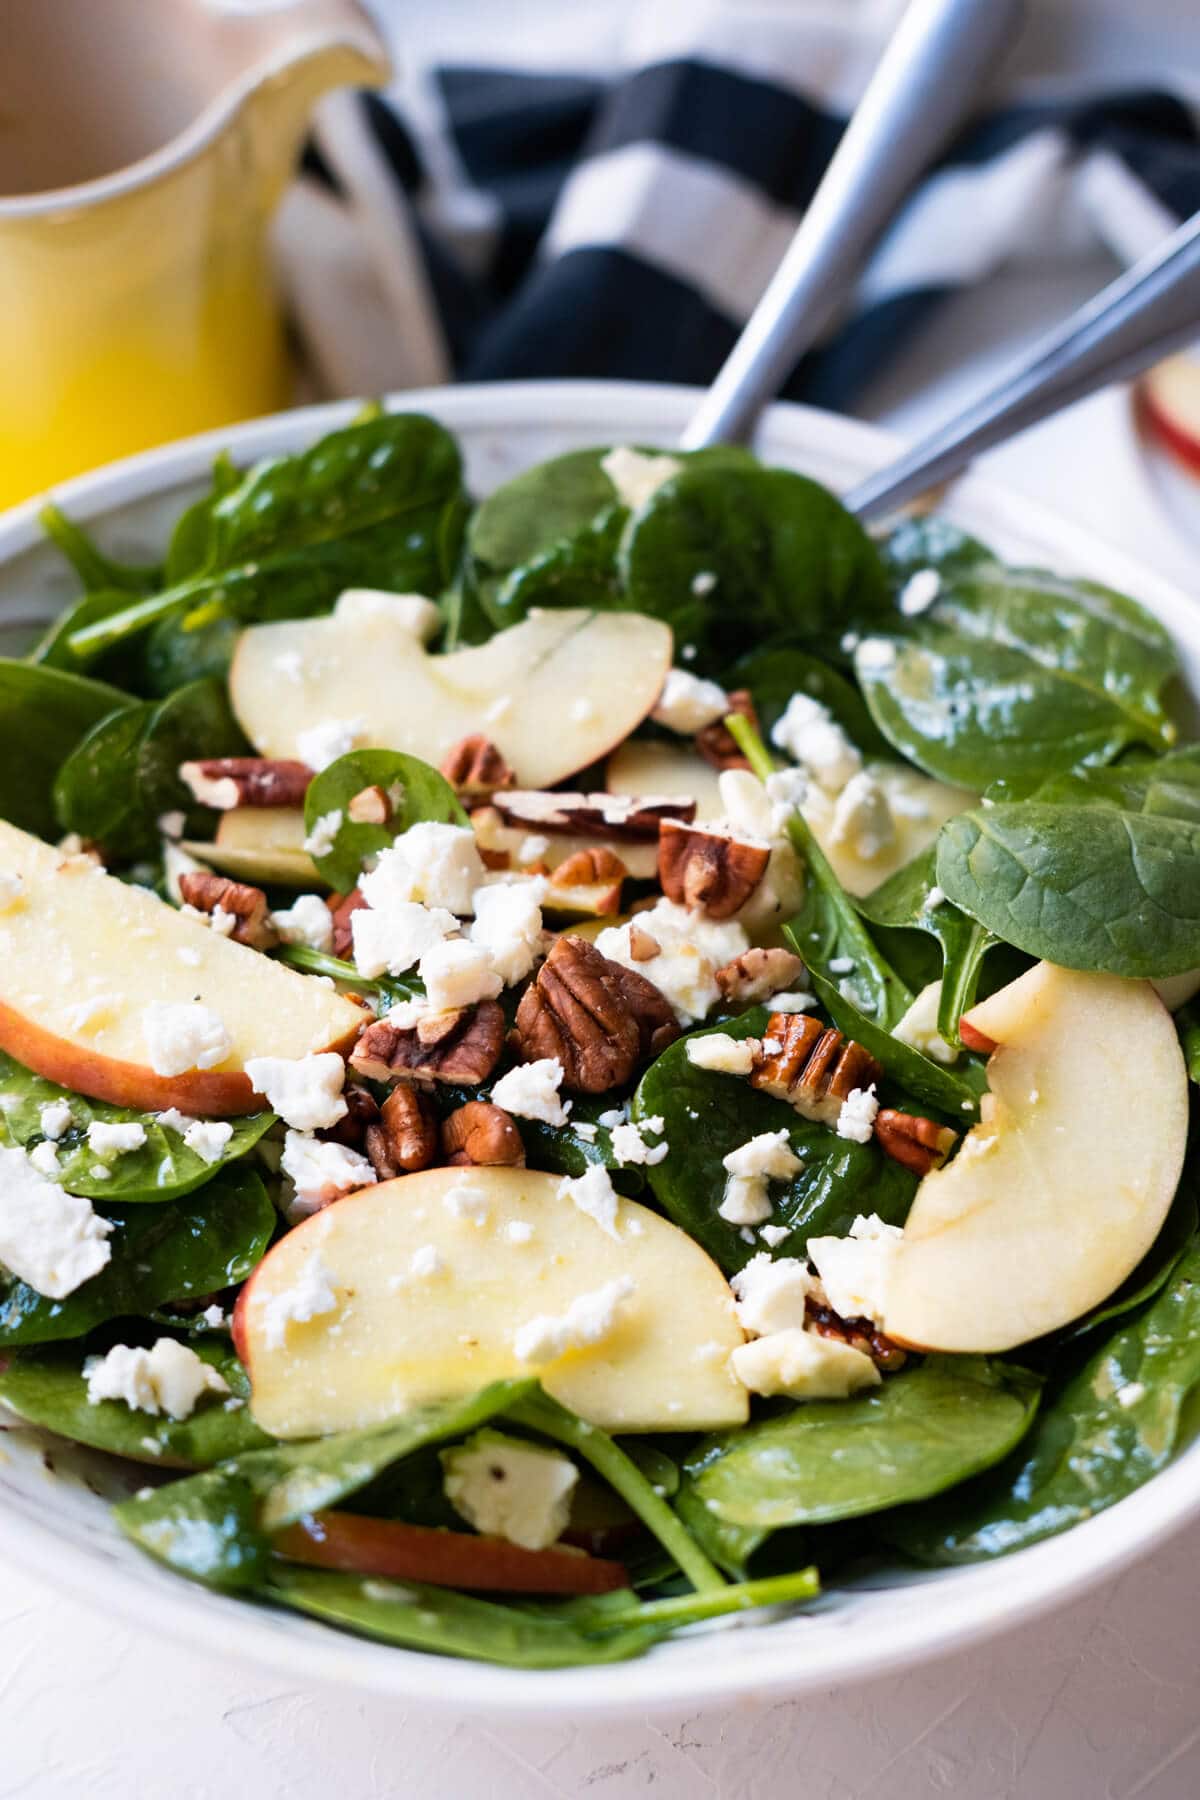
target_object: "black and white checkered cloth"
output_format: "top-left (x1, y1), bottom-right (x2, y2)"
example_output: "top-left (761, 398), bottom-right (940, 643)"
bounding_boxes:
top-left (281, 3), bottom-right (1200, 410)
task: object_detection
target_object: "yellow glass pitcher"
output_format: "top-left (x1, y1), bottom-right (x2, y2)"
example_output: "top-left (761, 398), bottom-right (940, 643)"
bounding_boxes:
top-left (0, 0), bottom-right (389, 508)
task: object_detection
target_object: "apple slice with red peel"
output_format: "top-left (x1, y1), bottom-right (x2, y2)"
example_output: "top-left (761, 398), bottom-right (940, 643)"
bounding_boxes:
top-left (183, 806), bottom-right (318, 889)
top-left (882, 963), bottom-right (1189, 1353)
top-left (1138, 354), bottom-right (1200, 478)
top-left (275, 1511), bottom-right (629, 1595)
top-left (235, 1165), bottom-right (748, 1439)
top-left (0, 820), bottom-right (363, 1114)
top-left (230, 608), bottom-right (673, 790)
top-left (470, 807), bottom-right (659, 882)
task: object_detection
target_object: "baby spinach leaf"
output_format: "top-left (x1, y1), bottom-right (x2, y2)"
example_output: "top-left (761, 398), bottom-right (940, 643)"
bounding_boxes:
top-left (468, 448), bottom-right (621, 582)
top-left (727, 643), bottom-right (890, 754)
top-left (1176, 1001), bottom-right (1200, 1085)
top-left (302, 749), bottom-right (468, 891)
top-left (38, 501), bottom-right (161, 595)
top-left (0, 1165), bottom-right (274, 1345)
top-left (887, 1238), bottom-right (1200, 1564)
top-left (856, 848), bottom-right (994, 1046)
top-left (140, 605), bottom-right (245, 698)
top-left (622, 465), bottom-right (889, 663)
top-left (677, 1358), bottom-right (1042, 1576)
top-left (29, 590), bottom-right (142, 679)
top-left (855, 631), bottom-right (1149, 791)
top-left (0, 1049), bottom-right (271, 1201)
top-left (490, 507), bottom-right (627, 626)
top-left (880, 515), bottom-right (992, 584)
top-left (134, 676), bottom-right (250, 833)
top-left (0, 1342), bottom-right (269, 1467)
top-left (114, 1379), bottom-right (534, 1588)
top-left (633, 1011), bottom-right (916, 1275)
top-left (781, 808), bottom-right (913, 1028)
top-left (935, 753), bottom-right (1200, 978)
top-left (806, 968), bottom-right (984, 1120)
top-left (0, 660), bottom-right (135, 837)
top-left (163, 450), bottom-right (241, 587)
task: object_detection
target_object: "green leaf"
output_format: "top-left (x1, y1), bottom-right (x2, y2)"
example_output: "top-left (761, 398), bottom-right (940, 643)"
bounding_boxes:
top-left (856, 848), bottom-right (995, 1045)
top-left (622, 465), bottom-right (889, 663)
top-left (806, 967), bottom-right (984, 1120)
top-left (140, 605), bottom-right (245, 698)
top-left (0, 1048), bottom-right (271, 1202)
top-left (887, 1238), bottom-right (1200, 1564)
top-left (163, 451), bottom-right (242, 587)
top-left (880, 515), bottom-right (992, 584)
top-left (632, 1010), bottom-right (916, 1274)
top-left (677, 1357), bottom-right (1042, 1576)
top-left (468, 448), bottom-right (626, 579)
top-left (302, 749), bottom-right (468, 890)
top-left (491, 507), bottom-right (627, 626)
top-left (38, 501), bottom-right (161, 595)
top-left (1176, 1001), bottom-right (1200, 1085)
top-left (935, 751), bottom-right (1200, 978)
top-left (0, 660), bottom-right (136, 837)
top-left (0, 1342), bottom-right (270, 1467)
top-left (781, 808), bottom-right (913, 1027)
top-left (726, 643), bottom-right (890, 755)
top-left (0, 1165), bottom-right (275, 1346)
top-left (133, 677), bottom-right (251, 833)
top-left (29, 590), bottom-right (141, 677)
top-left (114, 1379), bottom-right (534, 1588)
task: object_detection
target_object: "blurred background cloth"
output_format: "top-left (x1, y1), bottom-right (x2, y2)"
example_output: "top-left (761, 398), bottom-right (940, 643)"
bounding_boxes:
top-left (279, 0), bottom-right (1200, 410)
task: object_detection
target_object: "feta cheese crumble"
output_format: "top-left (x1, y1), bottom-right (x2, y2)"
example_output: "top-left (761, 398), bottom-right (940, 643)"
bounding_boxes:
top-left (351, 900), bottom-right (458, 979)
top-left (685, 1033), bottom-right (757, 1076)
top-left (730, 1253), bottom-right (814, 1337)
top-left (771, 693), bottom-right (862, 794)
top-left (609, 1118), bottom-right (668, 1167)
top-left (0, 1146), bottom-right (112, 1297)
top-left (558, 1164), bottom-right (621, 1239)
top-left (141, 1003), bottom-right (232, 1077)
top-left (442, 1430), bottom-right (578, 1549)
top-left (361, 822), bottom-right (486, 915)
top-left (419, 938), bottom-right (504, 1011)
top-left (891, 981), bottom-right (958, 1065)
top-left (651, 668), bottom-right (729, 734)
top-left (86, 1120), bottom-right (146, 1157)
top-left (296, 717), bottom-right (368, 773)
top-left (280, 1131), bottom-right (375, 1217)
top-left (719, 1130), bottom-right (804, 1224)
top-left (409, 1244), bottom-right (445, 1278)
top-left (807, 1214), bottom-right (904, 1327)
top-left (303, 810), bottom-right (343, 859)
top-left (731, 1328), bottom-right (880, 1400)
top-left (260, 1253), bottom-right (341, 1348)
top-left (600, 445), bottom-right (682, 510)
top-left (28, 1142), bottom-right (60, 1178)
top-left (183, 1119), bottom-right (234, 1164)
top-left (898, 567), bottom-right (941, 617)
top-left (39, 1100), bottom-right (73, 1141)
top-left (596, 898), bottom-right (748, 1026)
top-left (245, 1052), bottom-right (347, 1132)
top-left (270, 894), bottom-right (335, 954)
top-left (829, 771), bottom-right (895, 862)
top-left (468, 880), bottom-right (545, 985)
top-left (513, 1276), bottom-right (636, 1365)
top-left (490, 1057), bottom-right (569, 1126)
top-left (442, 1182), bottom-right (492, 1226)
top-left (836, 1085), bottom-right (880, 1143)
top-left (84, 1339), bottom-right (229, 1419)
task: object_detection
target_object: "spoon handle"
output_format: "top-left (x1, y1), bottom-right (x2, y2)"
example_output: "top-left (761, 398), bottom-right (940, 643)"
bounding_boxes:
top-left (680, 0), bottom-right (1025, 451)
top-left (844, 210), bottom-right (1200, 519)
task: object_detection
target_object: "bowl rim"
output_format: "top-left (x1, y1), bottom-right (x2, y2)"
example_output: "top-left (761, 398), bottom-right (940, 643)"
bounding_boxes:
top-left (2, 376), bottom-right (1198, 1718)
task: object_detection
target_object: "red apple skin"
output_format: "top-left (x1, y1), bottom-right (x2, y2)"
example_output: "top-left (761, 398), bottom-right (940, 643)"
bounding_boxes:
top-left (0, 1001), bottom-right (363, 1119)
top-left (958, 1017), bottom-right (997, 1055)
top-left (275, 1511), bottom-right (630, 1595)
top-left (1137, 378), bottom-right (1200, 478)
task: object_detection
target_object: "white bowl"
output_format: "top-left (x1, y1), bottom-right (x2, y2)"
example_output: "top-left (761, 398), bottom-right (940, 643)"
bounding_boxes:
top-left (1, 380), bottom-right (1197, 1719)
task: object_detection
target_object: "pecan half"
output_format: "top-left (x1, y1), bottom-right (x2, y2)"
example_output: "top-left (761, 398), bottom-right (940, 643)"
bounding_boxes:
top-left (441, 735), bottom-right (515, 799)
top-left (658, 821), bottom-right (770, 919)
top-left (178, 870), bottom-right (277, 950)
top-left (328, 888), bottom-right (367, 959)
top-left (751, 1013), bottom-right (882, 1127)
top-left (544, 847), bottom-right (627, 918)
top-left (806, 1300), bottom-right (907, 1372)
top-left (364, 1084), bottom-right (440, 1178)
top-left (350, 1001), bottom-right (506, 1087)
top-left (694, 689), bottom-right (760, 771)
top-left (513, 935), bottom-right (679, 1092)
top-left (347, 784), bottom-right (392, 825)
top-left (495, 791), bottom-right (695, 841)
top-left (441, 1100), bottom-right (525, 1168)
top-left (715, 946), bottom-right (806, 1005)
top-left (873, 1107), bottom-right (957, 1175)
top-left (179, 757), bottom-right (312, 811)
top-left (318, 1083), bottom-right (380, 1150)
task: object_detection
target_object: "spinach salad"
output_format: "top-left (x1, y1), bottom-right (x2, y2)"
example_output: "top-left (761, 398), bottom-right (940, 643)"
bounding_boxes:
top-left (1, 412), bottom-right (1198, 1668)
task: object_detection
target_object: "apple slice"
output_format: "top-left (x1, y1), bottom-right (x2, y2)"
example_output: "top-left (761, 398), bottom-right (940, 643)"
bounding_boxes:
top-left (606, 740), bottom-right (725, 822)
top-left (235, 1165), bottom-right (748, 1438)
top-left (182, 807), bottom-right (318, 888)
top-left (1138, 353), bottom-right (1200, 478)
top-left (470, 807), bottom-right (658, 882)
top-left (230, 608), bottom-right (673, 790)
top-left (882, 963), bottom-right (1189, 1353)
top-left (803, 763), bottom-right (975, 898)
top-left (0, 821), bottom-right (363, 1115)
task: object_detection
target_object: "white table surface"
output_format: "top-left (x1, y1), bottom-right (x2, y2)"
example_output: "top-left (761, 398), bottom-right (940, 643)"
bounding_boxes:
top-left (11, 2), bottom-right (1200, 1787)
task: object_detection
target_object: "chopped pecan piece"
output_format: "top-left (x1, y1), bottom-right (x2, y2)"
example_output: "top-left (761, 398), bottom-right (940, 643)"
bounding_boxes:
top-left (347, 784), bottom-right (392, 825)
top-left (694, 689), bottom-right (760, 771)
top-left (350, 1000), bottom-right (506, 1087)
top-left (441, 1100), bottom-right (525, 1168)
top-left (658, 821), bottom-right (770, 919)
top-left (513, 935), bottom-right (678, 1093)
top-left (873, 1107), bottom-right (957, 1175)
top-left (179, 757), bottom-right (313, 811)
top-left (178, 870), bottom-right (278, 950)
top-left (806, 1300), bottom-right (907, 1372)
top-left (318, 1083), bottom-right (380, 1150)
top-left (440, 735), bottom-right (515, 798)
top-left (364, 1084), bottom-right (440, 1178)
top-left (715, 946), bottom-right (806, 1005)
top-left (627, 925), bottom-right (661, 962)
top-left (544, 847), bottom-right (627, 918)
top-left (327, 888), bottom-right (367, 959)
top-left (495, 791), bottom-right (695, 841)
top-left (751, 1013), bottom-right (882, 1127)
